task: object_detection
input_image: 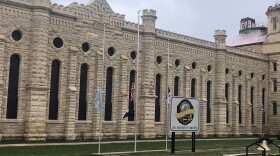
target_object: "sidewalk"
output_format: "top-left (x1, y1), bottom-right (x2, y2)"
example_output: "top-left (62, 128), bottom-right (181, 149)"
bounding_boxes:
top-left (0, 138), bottom-right (257, 147)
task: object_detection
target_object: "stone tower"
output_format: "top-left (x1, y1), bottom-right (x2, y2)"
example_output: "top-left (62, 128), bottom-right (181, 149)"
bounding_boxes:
top-left (213, 30), bottom-right (227, 136)
top-left (24, 0), bottom-right (51, 141)
top-left (139, 9), bottom-right (157, 138)
top-left (264, 4), bottom-right (280, 53)
top-left (263, 4), bottom-right (280, 134)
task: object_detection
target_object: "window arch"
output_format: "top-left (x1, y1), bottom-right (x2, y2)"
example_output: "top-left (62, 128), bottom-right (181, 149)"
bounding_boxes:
top-left (155, 74), bottom-right (161, 122)
top-left (78, 64), bottom-right (88, 120)
top-left (105, 67), bottom-right (113, 121)
top-left (238, 85), bottom-right (242, 124)
top-left (128, 70), bottom-right (136, 121)
top-left (225, 83), bottom-right (229, 124)
top-left (6, 54), bottom-right (20, 119)
top-left (48, 60), bottom-right (60, 120)
top-left (207, 81), bottom-right (211, 123)
top-left (174, 76), bottom-right (179, 96)
top-left (251, 86), bottom-right (254, 124)
top-left (191, 78), bottom-right (196, 97)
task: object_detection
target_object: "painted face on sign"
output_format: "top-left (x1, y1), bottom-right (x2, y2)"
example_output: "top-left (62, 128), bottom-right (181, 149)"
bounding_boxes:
top-left (176, 99), bottom-right (195, 125)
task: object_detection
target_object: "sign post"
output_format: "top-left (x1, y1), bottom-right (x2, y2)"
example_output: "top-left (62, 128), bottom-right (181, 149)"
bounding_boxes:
top-left (170, 97), bottom-right (200, 153)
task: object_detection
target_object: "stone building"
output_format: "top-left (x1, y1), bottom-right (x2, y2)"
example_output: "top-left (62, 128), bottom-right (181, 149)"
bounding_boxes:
top-left (0, 0), bottom-right (279, 141)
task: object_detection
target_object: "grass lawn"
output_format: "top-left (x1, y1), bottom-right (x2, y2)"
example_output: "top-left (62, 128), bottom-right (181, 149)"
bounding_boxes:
top-left (0, 139), bottom-right (278, 156)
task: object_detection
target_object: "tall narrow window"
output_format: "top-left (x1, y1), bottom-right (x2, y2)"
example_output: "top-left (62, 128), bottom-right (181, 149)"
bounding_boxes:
top-left (273, 102), bottom-right (277, 115)
top-left (6, 54), bottom-right (20, 119)
top-left (207, 81), bottom-right (211, 123)
top-left (273, 80), bottom-right (277, 92)
top-left (174, 76), bottom-right (179, 96)
top-left (49, 60), bottom-right (60, 120)
top-left (262, 88), bottom-right (265, 124)
top-left (225, 83), bottom-right (229, 124)
top-left (78, 64), bottom-right (88, 120)
top-left (105, 67), bottom-right (113, 121)
top-left (251, 87), bottom-right (254, 124)
top-left (272, 17), bottom-right (277, 30)
top-left (191, 79), bottom-right (196, 97)
top-left (155, 74), bottom-right (161, 122)
top-left (128, 70), bottom-right (136, 121)
top-left (238, 85), bottom-right (242, 124)
top-left (273, 62), bottom-right (277, 71)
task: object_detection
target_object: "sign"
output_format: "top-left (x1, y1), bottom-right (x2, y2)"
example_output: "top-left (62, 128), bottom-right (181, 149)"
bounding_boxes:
top-left (170, 97), bottom-right (200, 132)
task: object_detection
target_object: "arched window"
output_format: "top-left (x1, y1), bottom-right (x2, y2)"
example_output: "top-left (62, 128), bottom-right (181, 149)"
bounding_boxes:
top-left (225, 83), bottom-right (229, 124)
top-left (78, 64), bottom-right (88, 120)
top-left (251, 87), bottom-right (254, 124)
top-left (155, 74), bottom-right (161, 122)
top-left (174, 76), bottom-right (179, 96)
top-left (238, 85), bottom-right (242, 124)
top-left (191, 78), bottom-right (196, 97)
top-left (262, 88), bottom-right (265, 124)
top-left (128, 70), bottom-right (136, 121)
top-left (207, 81), bottom-right (211, 123)
top-left (105, 67), bottom-right (113, 121)
top-left (49, 60), bottom-right (60, 120)
top-left (6, 54), bottom-right (20, 119)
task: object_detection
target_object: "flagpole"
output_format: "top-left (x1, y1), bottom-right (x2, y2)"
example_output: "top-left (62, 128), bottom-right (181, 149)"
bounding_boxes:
top-left (135, 10), bottom-right (141, 152)
top-left (165, 39), bottom-right (170, 151)
top-left (98, 23), bottom-right (106, 155)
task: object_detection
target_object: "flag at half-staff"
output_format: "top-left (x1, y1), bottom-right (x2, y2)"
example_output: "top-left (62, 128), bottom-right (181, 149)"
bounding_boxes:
top-left (94, 86), bottom-right (103, 113)
top-left (166, 87), bottom-right (171, 105)
top-left (123, 83), bottom-right (135, 119)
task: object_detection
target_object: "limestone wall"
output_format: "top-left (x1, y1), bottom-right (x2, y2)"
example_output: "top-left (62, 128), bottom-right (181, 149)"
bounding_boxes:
top-left (0, 0), bottom-right (277, 141)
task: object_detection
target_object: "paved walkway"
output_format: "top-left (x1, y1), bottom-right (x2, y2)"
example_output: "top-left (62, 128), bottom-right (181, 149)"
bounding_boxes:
top-left (0, 138), bottom-right (257, 147)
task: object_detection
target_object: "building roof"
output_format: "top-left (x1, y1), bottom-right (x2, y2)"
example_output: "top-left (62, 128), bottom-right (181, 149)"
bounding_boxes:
top-left (226, 30), bottom-right (267, 47)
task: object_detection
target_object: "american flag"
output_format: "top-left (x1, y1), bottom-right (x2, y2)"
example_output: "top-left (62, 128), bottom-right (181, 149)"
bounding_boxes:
top-left (130, 83), bottom-right (136, 101)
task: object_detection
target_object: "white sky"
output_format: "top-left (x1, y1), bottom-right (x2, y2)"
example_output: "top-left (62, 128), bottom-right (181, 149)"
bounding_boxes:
top-left (51, 0), bottom-right (276, 41)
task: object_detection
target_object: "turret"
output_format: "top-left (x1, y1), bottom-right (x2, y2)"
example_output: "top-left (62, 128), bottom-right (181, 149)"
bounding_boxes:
top-left (33, 0), bottom-right (50, 8)
top-left (8, 0), bottom-right (50, 6)
top-left (263, 4), bottom-right (280, 53)
top-left (214, 30), bottom-right (227, 49)
top-left (266, 4), bottom-right (280, 35)
top-left (141, 9), bottom-right (157, 33)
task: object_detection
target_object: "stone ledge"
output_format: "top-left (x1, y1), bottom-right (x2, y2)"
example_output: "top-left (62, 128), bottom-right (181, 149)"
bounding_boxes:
top-left (1, 119), bottom-right (24, 123)
top-left (46, 120), bottom-right (65, 124)
top-left (127, 121), bottom-right (139, 125)
top-left (103, 121), bottom-right (117, 124)
top-left (154, 122), bottom-right (165, 125)
top-left (75, 120), bottom-right (92, 124)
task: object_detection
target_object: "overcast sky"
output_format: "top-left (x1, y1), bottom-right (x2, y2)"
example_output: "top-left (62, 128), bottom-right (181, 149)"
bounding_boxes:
top-left (51, 0), bottom-right (276, 41)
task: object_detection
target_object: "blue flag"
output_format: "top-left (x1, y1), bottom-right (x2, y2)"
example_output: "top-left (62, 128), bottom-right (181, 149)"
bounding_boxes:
top-left (94, 86), bottom-right (103, 113)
